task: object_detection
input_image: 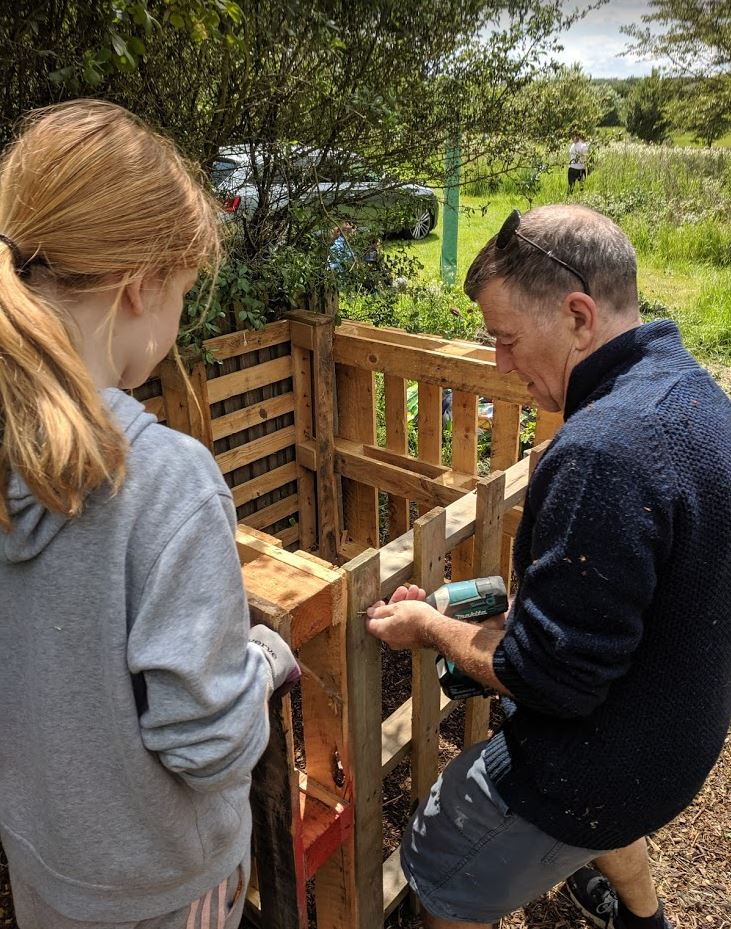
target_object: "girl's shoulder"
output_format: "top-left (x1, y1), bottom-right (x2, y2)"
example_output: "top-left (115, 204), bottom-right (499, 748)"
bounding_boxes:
top-left (104, 388), bottom-right (230, 506)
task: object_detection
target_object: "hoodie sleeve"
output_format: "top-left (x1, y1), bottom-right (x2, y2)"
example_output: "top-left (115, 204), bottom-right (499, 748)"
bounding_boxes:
top-left (127, 490), bottom-right (272, 791)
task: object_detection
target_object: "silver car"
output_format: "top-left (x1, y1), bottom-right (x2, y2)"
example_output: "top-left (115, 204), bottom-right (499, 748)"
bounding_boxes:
top-left (212, 145), bottom-right (439, 240)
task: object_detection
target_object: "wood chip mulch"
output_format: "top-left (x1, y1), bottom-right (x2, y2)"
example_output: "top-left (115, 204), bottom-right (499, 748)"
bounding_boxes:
top-left (2, 701), bottom-right (728, 929)
top-left (382, 724), bottom-right (730, 929)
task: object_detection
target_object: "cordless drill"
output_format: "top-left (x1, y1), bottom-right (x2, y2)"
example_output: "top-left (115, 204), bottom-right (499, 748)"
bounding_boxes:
top-left (428, 577), bottom-right (508, 700)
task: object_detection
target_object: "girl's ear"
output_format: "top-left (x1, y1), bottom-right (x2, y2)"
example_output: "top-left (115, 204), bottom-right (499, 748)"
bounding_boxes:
top-left (121, 277), bottom-right (146, 317)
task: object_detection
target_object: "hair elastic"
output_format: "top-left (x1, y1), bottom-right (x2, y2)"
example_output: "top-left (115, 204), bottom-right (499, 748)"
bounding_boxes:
top-left (0, 233), bottom-right (23, 272)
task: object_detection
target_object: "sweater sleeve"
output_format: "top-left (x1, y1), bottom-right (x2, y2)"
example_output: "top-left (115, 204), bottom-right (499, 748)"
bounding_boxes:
top-left (492, 443), bottom-right (672, 718)
top-left (127, 491), bottom-right (272, 791)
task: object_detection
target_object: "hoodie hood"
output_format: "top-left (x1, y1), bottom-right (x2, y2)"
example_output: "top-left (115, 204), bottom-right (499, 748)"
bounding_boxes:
top-left (3, 388), bottom-right (157, 564)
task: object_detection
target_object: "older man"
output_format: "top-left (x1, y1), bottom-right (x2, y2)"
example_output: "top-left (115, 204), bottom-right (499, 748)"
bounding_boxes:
top-left (366, 205), bottom-right (731, 929)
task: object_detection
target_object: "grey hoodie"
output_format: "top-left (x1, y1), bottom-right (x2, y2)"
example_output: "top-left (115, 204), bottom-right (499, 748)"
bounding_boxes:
top-left (0, 389), bottom-right (272, 921)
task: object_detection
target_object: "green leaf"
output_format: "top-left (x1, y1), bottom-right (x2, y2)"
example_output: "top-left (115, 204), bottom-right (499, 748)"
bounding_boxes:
top-left (49, 65), bottom-right (75, 84)
top-left (83, 56), bottom-right (105, 85)
top-left (127, 36), bottom-right (146, 56)
top-left (169, 11), bottom-right (185, 29)
top-left (110, 32), bottom-right (128, 57)
top-left (223, 2), bottom-right (243, 25)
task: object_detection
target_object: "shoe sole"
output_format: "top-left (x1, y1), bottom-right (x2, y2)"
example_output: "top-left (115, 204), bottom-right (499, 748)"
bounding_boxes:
top-left (564, 883), bottom-right (614, 929)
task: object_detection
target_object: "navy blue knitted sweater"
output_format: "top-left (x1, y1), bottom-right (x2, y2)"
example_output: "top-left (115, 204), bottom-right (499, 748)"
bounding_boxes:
top-left (486, 320), bottom-right (731, 850)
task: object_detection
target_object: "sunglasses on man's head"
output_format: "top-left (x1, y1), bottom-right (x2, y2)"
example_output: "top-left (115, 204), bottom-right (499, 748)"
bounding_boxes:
top-left (495, 209), bottom-right (591, 297)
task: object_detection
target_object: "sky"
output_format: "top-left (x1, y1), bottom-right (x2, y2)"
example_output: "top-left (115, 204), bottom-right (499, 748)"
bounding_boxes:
top-left (552, 1), bottom-right (664, 78)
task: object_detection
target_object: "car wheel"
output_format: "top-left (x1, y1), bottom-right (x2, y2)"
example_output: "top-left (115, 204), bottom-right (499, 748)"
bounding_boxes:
top-left (408, 209), bottom-right (434, 240)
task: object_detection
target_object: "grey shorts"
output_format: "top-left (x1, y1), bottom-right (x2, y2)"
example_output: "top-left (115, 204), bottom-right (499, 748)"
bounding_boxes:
top-left (401, 742), bottom-right (608, 924)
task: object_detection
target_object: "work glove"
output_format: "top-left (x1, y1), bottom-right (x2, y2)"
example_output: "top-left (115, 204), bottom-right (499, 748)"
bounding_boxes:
top-left (249, 625), bottom-right (301, 697)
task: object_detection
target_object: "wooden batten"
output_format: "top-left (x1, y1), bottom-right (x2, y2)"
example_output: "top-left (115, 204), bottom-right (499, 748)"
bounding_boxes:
top-left (207, 355), bottom-right (293, 405)
top-left (216, 424), bottom-right (296, 475)
top-left (336, 363), bottom-right (380, 549)
top-left (211, 392), bottom-right (295, 442)
top-left (333, 328), bottom-right (532, 405)
top-left (244, 494), bottom-right (299, 534)
top-left (333, 438), bottom-right (467, 509)
top-left (450, 390), bottom-right (479, 581)
top-left (411, 508), bottom-right (446, 809)
top-left (232, 461), bottom-right (298, 508)
top-left (204, 319), bottom-right (291, 361)
top-left (384, 374), bottom-right (409, 541)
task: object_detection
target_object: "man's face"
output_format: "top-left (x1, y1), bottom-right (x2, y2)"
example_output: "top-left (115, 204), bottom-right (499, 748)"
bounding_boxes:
top-left (477, 278), bottom-right (578, 413)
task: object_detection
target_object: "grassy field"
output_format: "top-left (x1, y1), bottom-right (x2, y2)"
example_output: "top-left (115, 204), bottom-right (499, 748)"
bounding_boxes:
top-left (378, 142), bottom-right (731, 373)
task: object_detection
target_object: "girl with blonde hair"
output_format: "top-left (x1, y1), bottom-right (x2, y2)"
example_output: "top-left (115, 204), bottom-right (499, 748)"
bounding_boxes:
top-left (0, 99), bottom-right (298, 929)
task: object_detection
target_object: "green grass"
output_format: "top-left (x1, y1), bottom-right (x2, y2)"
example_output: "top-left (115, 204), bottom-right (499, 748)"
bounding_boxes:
top-left (671, 129), bottom-right (731, 148)
top-left (384, 147), bottom-right (731, 366)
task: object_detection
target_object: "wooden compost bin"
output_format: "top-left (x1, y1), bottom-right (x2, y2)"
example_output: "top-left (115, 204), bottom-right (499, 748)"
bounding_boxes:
top-left (128, 312), bottom-right (563, 929)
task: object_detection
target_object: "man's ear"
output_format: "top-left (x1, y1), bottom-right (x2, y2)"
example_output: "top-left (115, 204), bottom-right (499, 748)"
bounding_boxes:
top-left (561, 291), bottom-right (597, 351)
top-left (120, 277), bottom-right (146, 317)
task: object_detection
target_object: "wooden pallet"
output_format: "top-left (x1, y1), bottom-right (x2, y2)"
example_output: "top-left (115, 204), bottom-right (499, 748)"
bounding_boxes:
top-left (238, 527), bottom-right (354, 929)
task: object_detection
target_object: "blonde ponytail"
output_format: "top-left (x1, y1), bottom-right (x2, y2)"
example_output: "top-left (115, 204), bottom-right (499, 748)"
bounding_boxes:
top-left (0, 243), bottom-right (126, 528)
top-left (0, 100), bottom-right (220, 530)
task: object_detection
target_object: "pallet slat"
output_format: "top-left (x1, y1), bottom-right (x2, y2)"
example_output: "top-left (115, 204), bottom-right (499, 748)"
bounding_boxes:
top-left (384, 374), bottom-right (409, 541)
top-left (336, 363), bottom-right (379, 549)
top-left (211, 392), bottom-right (295, 442)
top-left (204, 319), bottom-right (291, 360)
top-left (207, 355), bottom-right (293, 405)
top-left (333, 438), bottom-right (467, 509)
top-left (333, 330), bottom-right (532, 405)
top-left (142, 395), bottom-right (166, 421)
top-left (411, 508), bottom-right (445, 807)
top-left (382, 689), bottom-right (455, 777)
top-left (244, 494), bottom-right (299, 533)
top-left (216, 425), bottom-right (296, 475)
top-left (232, 461), bottom-right (298, 507)
top-left (344, 550), bottom-right (384, 929)
top-left (450, 390), bottom-right (478, 581)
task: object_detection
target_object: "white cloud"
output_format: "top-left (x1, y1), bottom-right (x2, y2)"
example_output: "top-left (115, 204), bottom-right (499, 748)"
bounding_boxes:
top-left (553, 1), bottom-right (668, 76)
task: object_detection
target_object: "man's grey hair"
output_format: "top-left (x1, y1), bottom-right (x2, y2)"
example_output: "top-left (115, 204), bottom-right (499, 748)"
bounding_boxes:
top-left (464, 205), bottom-right (638, 316)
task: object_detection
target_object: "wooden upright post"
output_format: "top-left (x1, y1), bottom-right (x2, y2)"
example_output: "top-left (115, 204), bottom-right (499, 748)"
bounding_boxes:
top-left (384, 374), bottom-right (410, 541)
top-left (411, 507), bottom-right (446, 804)
top-left (450, 390), bottom-right (478, 581)
top-left (336, 364), bottom-right (379, 550)
top-left (290, 326), bottom-right (317, 552)
top-left (298, 569), bottom-right (354, 929)
top-left (343, 549), bottom-right (383, 929)
top-left (417, 382), bottom-right (442, 516)
top-left (248, 597), bottom-right (304, 929)
top-left (490, 400), bottom-right (522, 591)
top-left (534, 408), bottom-right (563, 446)
top-left (287, 311), bottom-right (339, 563)
top-left (464, 471), bottom-right (506, 748)
top-left (159, 357), bottom-right (213, 451)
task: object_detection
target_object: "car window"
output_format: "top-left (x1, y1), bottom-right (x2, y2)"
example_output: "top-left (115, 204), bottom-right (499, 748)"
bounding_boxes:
top-left (211, 158), bottom-right (238, 185)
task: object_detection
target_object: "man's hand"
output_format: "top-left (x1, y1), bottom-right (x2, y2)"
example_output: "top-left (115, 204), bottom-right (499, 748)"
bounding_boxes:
top-left (366, 584), bottom-right (441, 650)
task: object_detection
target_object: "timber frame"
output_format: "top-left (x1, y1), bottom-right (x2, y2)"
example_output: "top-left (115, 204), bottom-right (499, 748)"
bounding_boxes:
top-left (132, 312), bottom-right (562, 929)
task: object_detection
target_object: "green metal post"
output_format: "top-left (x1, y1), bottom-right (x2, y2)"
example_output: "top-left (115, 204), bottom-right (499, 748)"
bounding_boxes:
top-left (440, 136), bottom-right (461, 286)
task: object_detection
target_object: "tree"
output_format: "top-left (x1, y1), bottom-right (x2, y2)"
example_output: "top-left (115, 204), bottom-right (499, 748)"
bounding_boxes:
top-left (595, 84), bottom-right (626, 127)
top-left (623, 1), bottom-right (731, 146)
top-left (669, 77), bottom-right (731, 145)
top-left (625, 70), bottom-right (672, 142)
top-left (521, 64), bottom-right (604, 138)
top-left (0, 1), bottom-right (584, 320)
top-left (624, 0), bottom-right (731, 78)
